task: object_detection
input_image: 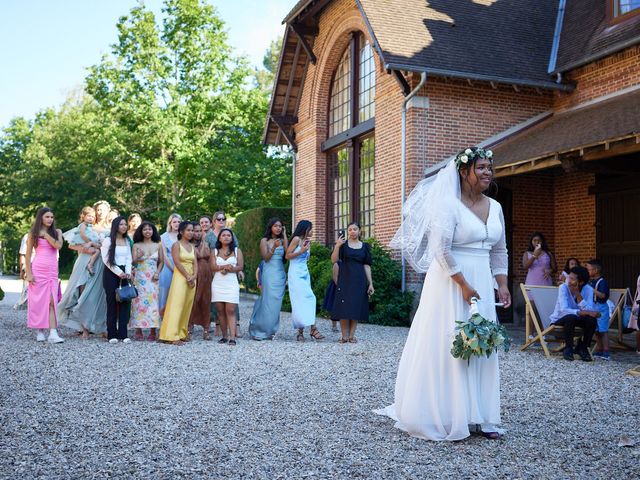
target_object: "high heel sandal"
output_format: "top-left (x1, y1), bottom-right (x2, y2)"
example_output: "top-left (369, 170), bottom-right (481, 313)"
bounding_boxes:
top-left (309, 326), bottom-right (325, 340)
top-left (296, 329), bottom-right (305, 342)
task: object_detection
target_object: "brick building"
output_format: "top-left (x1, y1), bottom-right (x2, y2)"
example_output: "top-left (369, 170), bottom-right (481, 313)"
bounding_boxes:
top-left (264, 0), bottom-right (640, 321)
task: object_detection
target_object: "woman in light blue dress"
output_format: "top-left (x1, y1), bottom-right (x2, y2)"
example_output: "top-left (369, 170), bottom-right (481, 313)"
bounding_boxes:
top-left (158, 213), bottom-right (182, 316)
top-left (249, 218), bottom-right (288, 340)
top-left (59, 203), bottom-right (110, 338)
top-left (285, 220), bottom-right (324, 342)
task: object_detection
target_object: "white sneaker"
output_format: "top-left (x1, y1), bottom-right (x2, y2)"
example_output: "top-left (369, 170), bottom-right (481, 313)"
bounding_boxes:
top-left (47, 331), bottom-right (64, 344)
top-left (122, 338), bottom-right (131, 344)
top-left (36, 331), bottom-right (46, 342)
top-left (108, 338), bottom-right (119, 344)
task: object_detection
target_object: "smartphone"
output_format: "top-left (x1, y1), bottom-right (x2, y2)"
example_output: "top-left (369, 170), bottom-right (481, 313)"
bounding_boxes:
top-left (338, 229), bottom-right (346, 239)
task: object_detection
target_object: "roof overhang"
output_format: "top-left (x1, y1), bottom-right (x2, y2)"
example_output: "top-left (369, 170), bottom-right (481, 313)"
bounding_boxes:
top-left (491, 85), bottom-right (640, 177)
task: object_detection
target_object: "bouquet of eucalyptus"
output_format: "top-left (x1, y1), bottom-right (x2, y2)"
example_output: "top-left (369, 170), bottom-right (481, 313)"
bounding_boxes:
top-left (451, 298), bottom-right (511, 362)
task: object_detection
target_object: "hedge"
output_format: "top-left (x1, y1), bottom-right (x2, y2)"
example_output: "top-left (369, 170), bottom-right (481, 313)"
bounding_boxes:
top-left (234, 206), bottom-right (292, 292)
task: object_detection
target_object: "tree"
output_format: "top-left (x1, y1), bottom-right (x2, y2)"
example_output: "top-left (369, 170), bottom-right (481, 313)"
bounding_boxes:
top-left (254, 36), bottom-right (283, 91)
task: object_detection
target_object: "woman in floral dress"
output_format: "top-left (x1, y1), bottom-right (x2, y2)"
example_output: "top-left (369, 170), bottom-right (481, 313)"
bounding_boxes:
top-left (131, 221), bottom-right (164, 341)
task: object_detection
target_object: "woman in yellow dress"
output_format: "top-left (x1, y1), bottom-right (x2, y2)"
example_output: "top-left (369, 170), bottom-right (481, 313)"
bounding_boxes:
top-left (159, 221), bottom-right (197, 345)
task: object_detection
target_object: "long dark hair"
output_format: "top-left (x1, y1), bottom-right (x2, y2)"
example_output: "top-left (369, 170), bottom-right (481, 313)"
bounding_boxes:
top-left (30, 207), bottom-right (57, 245)
top-left (563, 257), bottom-right (580, 273)
top-left (527, 231), bottom-right (550, 253)
top-left (290, 220), bottom-right (312, 242)
top-left (215, 228), bottom-right (236, 251)
top-left (107, 216), bottom-right (129, 266)
top-left (176, 220), bottom-right (192, 241)
top-left (133, 221), bottom-right (160, 243)
top-left (263, 217), bottom-right (285, 239)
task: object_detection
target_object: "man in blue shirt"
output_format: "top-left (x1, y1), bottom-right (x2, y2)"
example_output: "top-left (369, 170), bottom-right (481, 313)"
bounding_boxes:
top-left (549, 266), bottom-right (600, 361)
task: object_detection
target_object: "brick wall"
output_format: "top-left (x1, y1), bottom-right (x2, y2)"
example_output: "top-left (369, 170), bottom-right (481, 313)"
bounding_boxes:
top-left (554, 44), bottom-right (640, 111)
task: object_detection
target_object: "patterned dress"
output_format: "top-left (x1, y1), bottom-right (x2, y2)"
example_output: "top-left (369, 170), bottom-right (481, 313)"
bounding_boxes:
top-left (130, 247), bottom-right (161, 329)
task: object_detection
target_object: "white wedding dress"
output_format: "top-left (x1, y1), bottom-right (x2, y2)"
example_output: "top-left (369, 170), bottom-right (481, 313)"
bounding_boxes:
top-left (375, 196), bottom-right (508, 441)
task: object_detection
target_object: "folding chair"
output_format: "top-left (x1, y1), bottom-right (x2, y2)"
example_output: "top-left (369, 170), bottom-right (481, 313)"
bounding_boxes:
top-left (607, 288), bottom-right (636, 351)
top-left (520, 284), bottom-right (587, 359)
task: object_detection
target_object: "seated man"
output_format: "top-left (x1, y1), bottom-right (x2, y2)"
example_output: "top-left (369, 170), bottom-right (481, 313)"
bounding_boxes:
top-left (548, 266), bottom-right (600, 361)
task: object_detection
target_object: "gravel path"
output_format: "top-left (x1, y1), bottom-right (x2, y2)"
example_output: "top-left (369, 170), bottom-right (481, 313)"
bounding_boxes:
top-left (0, 287), bottom-right (639, 479)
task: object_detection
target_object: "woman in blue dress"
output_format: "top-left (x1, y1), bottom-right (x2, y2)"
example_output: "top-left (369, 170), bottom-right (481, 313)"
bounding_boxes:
top-left (249, 218), bottom-right (288, 340)
top-left (285, 220), bottom-right (324, 341)
top-left (158, 213), bottom-right (182, 316)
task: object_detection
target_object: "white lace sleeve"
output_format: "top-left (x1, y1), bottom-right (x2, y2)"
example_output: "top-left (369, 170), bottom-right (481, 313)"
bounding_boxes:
top-left (490, 202), bottom-right (508, 277)
top-left (431, 208), bottom-right (461, 276)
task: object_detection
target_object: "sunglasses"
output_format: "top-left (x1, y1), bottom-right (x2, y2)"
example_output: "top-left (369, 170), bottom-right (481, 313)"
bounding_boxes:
top-left (216, 217), bottom-right (226, 221)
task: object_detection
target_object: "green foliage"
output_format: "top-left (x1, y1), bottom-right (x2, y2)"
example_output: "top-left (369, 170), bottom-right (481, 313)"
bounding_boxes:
top-left (0, 285), bottom-right (4, 302)
top-left (234, 207), bottom-right (292, 292)
top-left (451, 310), bottom-right (511, 362)
top-left (0, 0), bottom-right (292, 274)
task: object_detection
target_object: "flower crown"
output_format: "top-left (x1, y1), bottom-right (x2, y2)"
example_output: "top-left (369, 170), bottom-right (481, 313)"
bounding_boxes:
top-left (455, 147), bottom-right (493, 169)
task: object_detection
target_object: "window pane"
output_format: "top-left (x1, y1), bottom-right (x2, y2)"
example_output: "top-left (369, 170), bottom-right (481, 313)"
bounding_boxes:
top-left (618, 0), bottom-right (640, 15)
top-left (359, 137), bottom-right (375, 239)
top-left (329, 148), bottom-right (351, 240)
top-left (329, 48), bottom-right (352, 137)
top-left (358, 35), bottom-right (376, 123)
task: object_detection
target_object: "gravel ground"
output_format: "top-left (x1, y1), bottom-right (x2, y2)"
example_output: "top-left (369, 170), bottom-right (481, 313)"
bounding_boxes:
top-left (1, 286), bottom-right (639, 479)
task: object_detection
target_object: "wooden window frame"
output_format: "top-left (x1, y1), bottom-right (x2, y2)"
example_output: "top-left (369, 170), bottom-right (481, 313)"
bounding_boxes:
top-left (325, 32), bottom-right (376, 243)
top-left (608, 0), bottom-right (640, 24)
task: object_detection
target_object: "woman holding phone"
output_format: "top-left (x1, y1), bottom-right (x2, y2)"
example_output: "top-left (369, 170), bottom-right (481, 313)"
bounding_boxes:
top-left (286, 220), bottom-right (324, 341)
top-left (331, 222), bottom-right (373, 343)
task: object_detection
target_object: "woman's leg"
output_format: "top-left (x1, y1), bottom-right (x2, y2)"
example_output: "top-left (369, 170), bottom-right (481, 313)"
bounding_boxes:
top-left (118, 301), bottom-right (131, 340)
top-left (348, 320), bottom-right (358, 341)
top-left (103, 270), bottom-right (118, 340)
top-left (47, 293), bottom-right (64, 343)
top-left (226, 303), bottom-right (237, 340)
top-left (216, 303), bottom-right (227, 340)
top-left (339, 319), bottom-right (349, 342)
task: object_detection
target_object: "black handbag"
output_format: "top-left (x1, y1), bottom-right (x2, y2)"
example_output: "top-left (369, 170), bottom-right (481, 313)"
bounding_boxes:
top-left (115, 279), bottom-right (138, 303)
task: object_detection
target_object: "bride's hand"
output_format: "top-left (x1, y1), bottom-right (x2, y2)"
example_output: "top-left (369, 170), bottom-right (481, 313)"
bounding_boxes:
top-left (497, 285), bottom-right (511, 308)
top-left (461, 283), bottom-right (480, 304)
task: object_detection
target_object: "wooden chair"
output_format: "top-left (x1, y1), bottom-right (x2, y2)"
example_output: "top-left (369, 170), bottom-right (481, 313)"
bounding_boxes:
top-left (607, 288), bottom-right (636, 351)
top-left (520, 284), bottom-right (587, 359)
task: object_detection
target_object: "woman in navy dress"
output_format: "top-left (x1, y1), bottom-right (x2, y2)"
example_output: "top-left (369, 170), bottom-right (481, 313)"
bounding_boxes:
top-left (331, 222), bottom-right (374, 343)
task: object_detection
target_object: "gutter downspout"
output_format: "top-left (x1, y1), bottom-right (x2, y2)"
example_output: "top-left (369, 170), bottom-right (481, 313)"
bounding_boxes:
top-left (401, 71), bottom-right (427, 292)
top-left (291, 150), bottom-right (297, 226)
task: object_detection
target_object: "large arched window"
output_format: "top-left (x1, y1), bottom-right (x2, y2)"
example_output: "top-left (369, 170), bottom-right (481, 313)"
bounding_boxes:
top-left (325, 32), bottom-right (376, 241)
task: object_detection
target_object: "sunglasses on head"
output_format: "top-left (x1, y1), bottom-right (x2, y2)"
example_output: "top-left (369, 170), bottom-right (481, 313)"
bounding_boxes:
top-left (216, 217), bottom-right (226, 221)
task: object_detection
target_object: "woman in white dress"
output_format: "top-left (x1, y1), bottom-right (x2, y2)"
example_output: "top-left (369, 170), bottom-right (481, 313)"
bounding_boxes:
top-left (375, 147), bottom-right (511, 441)
top-left (212, 228), bottom-right (244, 346)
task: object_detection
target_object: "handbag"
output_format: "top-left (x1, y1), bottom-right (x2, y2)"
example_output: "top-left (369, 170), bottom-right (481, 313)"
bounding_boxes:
top-left (115, 279), bottom-right (138, 303)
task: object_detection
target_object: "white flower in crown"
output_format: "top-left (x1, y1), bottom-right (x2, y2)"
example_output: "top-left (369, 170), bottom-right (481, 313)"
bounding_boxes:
top-left (464, 148), bottom-right (472, 155)
top-left (485, 150), bottom-right (493, 158)
top-left (460, 155), bottom-right (468, 163)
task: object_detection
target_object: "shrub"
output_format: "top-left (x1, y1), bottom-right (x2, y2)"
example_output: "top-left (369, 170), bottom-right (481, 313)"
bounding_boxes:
top-left (234, 207), bottom-right (292, 292)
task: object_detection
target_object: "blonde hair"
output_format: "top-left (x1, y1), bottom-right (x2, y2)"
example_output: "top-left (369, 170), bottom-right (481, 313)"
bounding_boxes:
top-left (79, 206), bottom-right (96, 223)
top-left (166, 213), bottom-right (182, 233)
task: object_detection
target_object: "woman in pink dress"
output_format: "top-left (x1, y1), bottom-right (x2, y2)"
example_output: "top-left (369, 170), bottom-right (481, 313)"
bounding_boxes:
top-left (24, 207), bottom-right (64, 343)
top-left (522, 232), bottom-right (556, 286)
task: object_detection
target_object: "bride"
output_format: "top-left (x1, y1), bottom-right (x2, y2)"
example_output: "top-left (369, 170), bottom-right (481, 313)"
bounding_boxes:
top-left (375, 147), bottom-right (511, 441)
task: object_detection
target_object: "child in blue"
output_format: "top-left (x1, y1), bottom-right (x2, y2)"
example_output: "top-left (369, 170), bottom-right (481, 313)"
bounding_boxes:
top-left (586, 259), bottom-right (611, 360)
top-left (63, 206), bottom-right (102, 275)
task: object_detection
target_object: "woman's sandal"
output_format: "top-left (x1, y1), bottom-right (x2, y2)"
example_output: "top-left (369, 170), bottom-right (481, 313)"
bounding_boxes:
top-left (348, 337), bottom-right (358, 343)
top-left (218, 337), bottom-right (228, 344)
top-left (228, 339), bottom-right (237, 346)
top-left (309, 326), bottom-right (325, 340)
top-left (481, 431), bottom-right (501, 440)
top-left (296, 329), bottom-right (305, 342)
top-left (203, 331), bottom-right (211, 341)
top-left (338, 338), bottom-right (349, 344)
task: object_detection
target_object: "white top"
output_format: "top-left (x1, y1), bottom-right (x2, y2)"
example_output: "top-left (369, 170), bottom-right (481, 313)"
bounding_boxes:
top-left (101, 237), bottom-right (132, 276)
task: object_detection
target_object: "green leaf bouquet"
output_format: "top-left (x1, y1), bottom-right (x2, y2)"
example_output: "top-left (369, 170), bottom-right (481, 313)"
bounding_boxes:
top-left (450, 299), bottom-right (511, 362)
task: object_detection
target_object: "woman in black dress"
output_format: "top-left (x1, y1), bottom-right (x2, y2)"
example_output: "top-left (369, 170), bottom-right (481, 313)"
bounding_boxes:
top-left (330, 222), bottom-right (374, 343)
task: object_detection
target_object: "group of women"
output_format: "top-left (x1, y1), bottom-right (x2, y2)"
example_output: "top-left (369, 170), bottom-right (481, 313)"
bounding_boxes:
top-left (24, 203), bottom-right (375, 346)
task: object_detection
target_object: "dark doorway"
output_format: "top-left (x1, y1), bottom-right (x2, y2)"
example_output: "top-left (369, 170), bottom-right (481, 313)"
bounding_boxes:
top-left (496, 187), bottom-right (514, 322)
top-left (595, 173), bottom-right (640, 291)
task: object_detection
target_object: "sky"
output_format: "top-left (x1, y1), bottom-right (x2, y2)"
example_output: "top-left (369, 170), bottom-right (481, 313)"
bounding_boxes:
top-left (0, 0), bottom-right (293, 127)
